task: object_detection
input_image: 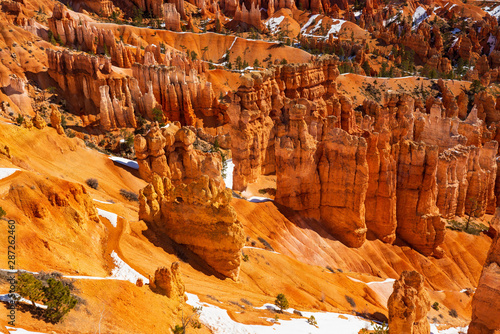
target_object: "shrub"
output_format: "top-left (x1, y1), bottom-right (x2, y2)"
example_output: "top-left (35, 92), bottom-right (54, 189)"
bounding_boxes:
top-left (242, 253), bottom-right (249, 262)
top-left (432, 302), bottom-right (440, 311)
top-left (0, 206), bottom-right (5, 219)
top-left (241, 298), bottom-right (253, 306)
top-left (43, 278), bottom-right (78, 323)
top-left (258, 237), bottom-right (274, 251)
top-left (345, 295), bottom-right (356, 308)
top-left (120, 189), bottom-right (138, 202)
top-left (449, 309), bottom-right (458, 318)
top-left (16, 273), bottom-right (78, 323)
top-left (16, 114), bottom-right (24, 125)
top-left (85, 178), bottom-right (99, 189)
top-left (372, 322), bottom-right (389, 334)
top-left (307, 315), bottom-right (317, 326)
top-left (274, 293), bottom-right (289, 313)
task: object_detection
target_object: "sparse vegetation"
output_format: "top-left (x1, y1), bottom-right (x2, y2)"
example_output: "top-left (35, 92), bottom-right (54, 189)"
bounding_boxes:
top-left (449, 309), bottom-right (458, 318)
top-left (432, 302), bottom-right (440, 311)
top-left (0, 206), bottom-right (6, 219)
top-left (446, 219), bottom-right (488, 235)
top-left (120, 189), bottom-right (139, 202)
top-left (85, 178), bottom-right (99, 189)
top-left (16, 114), bottom-right (24, 125)
top-left (372, 321), bottom-right (389, 334)
top-left (345, 295), bottom-right (356, 308)
top-left (274, 293), bottom-right (289, 313)
top-left (257, 237), bottom-right (274, 251)
top-left (307, 315), bottom-right (317, 326)
top-left (16, 272), bottom-right (78, 323)
top-left (172, 306), bottom-right (202, 334)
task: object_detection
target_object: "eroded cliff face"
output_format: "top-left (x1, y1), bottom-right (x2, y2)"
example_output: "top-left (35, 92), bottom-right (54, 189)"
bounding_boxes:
top-left (229, 56), bottom-right (499, 256)
top-left (274, 104), bottom-right (368, 247)
top-left (468, 208), bottom-right (500, 334)
top-left (139, 174), bottom-right (245, 279)
top-left (388, 270), bottom-right (431, 334)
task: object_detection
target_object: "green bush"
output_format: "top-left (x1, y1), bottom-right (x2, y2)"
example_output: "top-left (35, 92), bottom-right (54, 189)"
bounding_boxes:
top-left (16, 273), bottom-right (78, 323)
top-left (0, 207), bottom-right (5, 219)
top-left (432, 302), bottom-right (440, 311)
top-left (372, 321), bottom-right (389, 334)
top-left (274, 293), bottom-right (289, 313)
top-left (307, 315), bottom-right (317, 326)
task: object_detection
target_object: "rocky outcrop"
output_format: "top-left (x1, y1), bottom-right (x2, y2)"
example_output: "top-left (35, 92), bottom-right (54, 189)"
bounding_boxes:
top-left (33, 112), bottom-right (46, 130)
top-left (151, 262), bottom-right (185, 300)
top-left (468, 208), bottom-right (500, 334)
top-left (163, 3), bottom-right (182, 32)
top-left (139, 174), bottom-right (245, 279)
top-left (134, 122), bottom-right (224, 186)
top-left (232, 2), bottom-right (266, 32)
top-left (396, 141), bottom-right (444, 257)
top-left (388, 270), bottom-right (431, 334)
top-left (50, 105), bottom-right (65, 135)
top-left (274, 104), bottom-right (368, 247)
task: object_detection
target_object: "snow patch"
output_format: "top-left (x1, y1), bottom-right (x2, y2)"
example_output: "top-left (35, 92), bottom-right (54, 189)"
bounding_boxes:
top-left (96, 208), bottom-right (118, 227)
top-left (247, 196), bottom-right (273, 203)
top-left (300, 14), bottom-right (320, 34)
top-left (326, 19), bottom-right (346, 36)
top-left (1, 293), bottom-right (47, 309)
top-left (0, 168), bottom-right (19, 180)
top-left (93, 199), bottom-right (114, 204)
top-left (412, 6), bottom-right (428, 30)
top-left (224, 159), bottom-right (234, 189)
top-left (110, 251), bottom-right (149, 284)
top-left (488, 34), bottom-right (497, 55)
top-left (6, 327), bottom-right (48, 334)
top-left (266, 16), bottom-right (285, 34)
top-left (487, 5), bottom-right (500, 18)
top-left (109, 156), bottom-right (139, 169)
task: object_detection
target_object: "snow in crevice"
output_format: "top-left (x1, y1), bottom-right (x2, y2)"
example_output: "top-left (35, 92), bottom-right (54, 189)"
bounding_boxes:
top-left (110, 251), bottom-right (149, 284)
top-left (108, 156), bottom-right (139, 169)
top-left (300, 14), bottom-right (321, 34)
top-left (96, 208), bottom-right (119, 227)
top-left (326, 19), bottom-right (347, 37)
top-left (6, 327), bottom-right (48, 334)
top-left (0, 293), bottom-right (47, 309)
top-left (223, 159), bottom-right (234, 189)
top-left (487, 34), bottom-right (497, 55)
top-left (487, 5), bottom-right (500, 18)
top-left (412, 6), bottom-right (428, 30)
top-left (0, 168), bottom-right (19, 180)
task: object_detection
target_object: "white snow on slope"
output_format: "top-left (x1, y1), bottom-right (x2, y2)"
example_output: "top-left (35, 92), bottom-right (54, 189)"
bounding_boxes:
top-left (110, 251), bottom-right (149, 284)
top-left (186, 293), bottom-right (383, 334)
top-left (300, 14), bottom-right (320, 34)
top-left (487, 5), bottom-right (500, 17)
top-left (109, 156), bottom-right (139, 169)
top-left (224, 159), bottom-right (234, 189)
top-left (488, 34), bottom-right (497, 55)
top-left (326, 19), bottom-right (347, 36)
top-left (266, 16), bottom-right (285, 34)
top-left (0, 168), bottom-right (19, 180)
top-left (6, 327), bottom-right (47, 334)
top-left (186, 292), bottom-right (469, 334)
top-left (0, 293), bottom-right (47, 309)
top-left (93, 199), bottom-right (114, 204)
top-left (96, 208), bottom-right (118, 227)
top-left (412, 6), bottom-right (428, 30)
top-left (247, 196), bottom-right (273, 203)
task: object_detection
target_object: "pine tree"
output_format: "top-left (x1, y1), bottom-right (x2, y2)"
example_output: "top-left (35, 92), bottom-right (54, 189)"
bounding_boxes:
top-left (274, 293), bottom-right (289, 313)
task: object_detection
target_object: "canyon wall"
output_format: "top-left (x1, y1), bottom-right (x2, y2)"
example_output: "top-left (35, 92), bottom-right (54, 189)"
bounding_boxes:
top-left (229, 55), bottom-right (499, 256)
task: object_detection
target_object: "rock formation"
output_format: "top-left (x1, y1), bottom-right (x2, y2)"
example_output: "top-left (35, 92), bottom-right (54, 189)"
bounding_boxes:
top-left (388, 270), bottom-right (431, 334)
top-left (468, 208), bottom-right (500, 334)
top-left (163, 3), bottom-right (182, 32)
top-left (134, 122), bottom-right (224, 185)
top-left (139, 174), bottom-right (245, 279)
top-left (274, 104), bottom-right (369, 247)
top-left (151, 262), bottom-right (186, 300)
top-left (50, 105), bottom-right (65, 135)
top-left (32, 112), bottom-right (46, 130)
